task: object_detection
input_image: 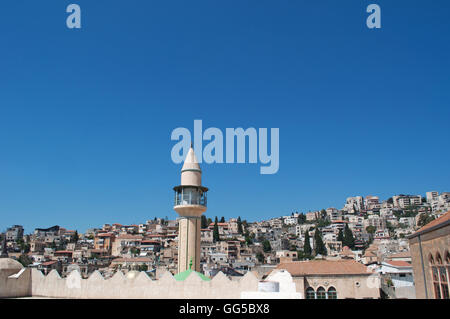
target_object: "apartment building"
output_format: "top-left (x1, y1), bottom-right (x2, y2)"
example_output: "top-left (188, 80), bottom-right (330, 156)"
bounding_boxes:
top-left (6, 225), bottom-right (24, 242)
top-left (365, 196), bottom-right (380, 210)
top-left (344, 196), bottom-right (364, 213)
top-left (306, 211), bottom-right (320, 221)
top-left (392, 195), bottom-right (422, 208)
top-left (426, 191), bottom-right (439, 203)
top-left (111, 234), bottom-right (143, 256)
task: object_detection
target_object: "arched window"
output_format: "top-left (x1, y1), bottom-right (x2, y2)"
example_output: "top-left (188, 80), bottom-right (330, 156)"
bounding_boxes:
top-left (316, 287), bottom-right (326, 299)
top-left (431, 251), bottom-right (449, 299)
top-left (306, 287), bottom-right (315, 299)
top-left (429, 254), bottom-right (435, 265)
top-left (327, 286), bottom-right (337, 299)
top-left (445, 251), bottom-right (450, 264)
top-left (436, 253), bottom-right (443, 265)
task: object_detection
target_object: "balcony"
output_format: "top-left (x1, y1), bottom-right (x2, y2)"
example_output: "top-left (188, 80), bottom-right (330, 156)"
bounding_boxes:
top-left (174, 186), bottom-right (207, 207)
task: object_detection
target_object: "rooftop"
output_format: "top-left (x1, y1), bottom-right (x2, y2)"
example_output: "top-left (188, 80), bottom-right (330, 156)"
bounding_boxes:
top-left (383, 260), bottom-right (412, 268)
top-left (276, 260), bottom-right (372, 276)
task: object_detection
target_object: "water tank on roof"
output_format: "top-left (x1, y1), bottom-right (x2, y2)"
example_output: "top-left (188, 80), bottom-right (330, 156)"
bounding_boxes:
top-left (258, 281), bottom-right (279, 292)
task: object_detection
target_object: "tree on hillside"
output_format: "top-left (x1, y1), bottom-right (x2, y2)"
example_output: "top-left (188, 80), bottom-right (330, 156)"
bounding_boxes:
top-left (297, 214), bottom-right (306, 225)
top-left (220, 216), bottom-right (225, 223)
top-left (237, 216), bottom-right (243, 234)
top-left (303, 231), bottom-right (312, 256)
top-left (314, 229), bottom-right (327, 256)
top-left (17, 254), bottom-right (33, 267)
top-left (256, 251), bottom-right (265, 263)
top-left (213, 217), bottom-right (220, 242)
top-left (262, 240), bottom-right (272, 253)
top-left (366, 226), bottom-right (376, 235)
top-left (201, 215), bottom-right (208, 228)
top-left (418, 213), bottom-right (435, 227)
top-left (244, 231), bottom-right (253, 245)
top-left (343, 224), bottom-right (355, 249)
top-left (337, 229), bottom-right (344, 243)
top-left (71, 230), bottom-right (79, 243)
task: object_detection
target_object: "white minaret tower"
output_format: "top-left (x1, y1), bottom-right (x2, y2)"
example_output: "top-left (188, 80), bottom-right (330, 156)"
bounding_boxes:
top-left (173, 146), bottom-right (208, 273)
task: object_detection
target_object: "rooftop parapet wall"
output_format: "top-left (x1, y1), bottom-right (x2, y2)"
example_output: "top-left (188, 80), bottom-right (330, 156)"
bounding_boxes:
top-left (0, 268), bottom-right (32, 298)
top-left (30, 269), bottom-right (259, 299)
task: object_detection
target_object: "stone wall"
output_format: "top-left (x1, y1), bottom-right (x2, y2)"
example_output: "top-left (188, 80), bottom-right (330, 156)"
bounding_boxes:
top-left (28, 268), bottom-right (259, 299)
top-left (409, 224), bottom-right (449, 299)
top-left (0, 268), bottom-right (32, 298)
top-left (294, 274), bottom-right (381, 299)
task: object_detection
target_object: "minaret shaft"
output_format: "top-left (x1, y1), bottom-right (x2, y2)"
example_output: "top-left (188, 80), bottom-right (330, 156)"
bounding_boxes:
top-left (173, 147), bottom-right (208, 273)
top-left (177, 217), bottom-right (201, 273)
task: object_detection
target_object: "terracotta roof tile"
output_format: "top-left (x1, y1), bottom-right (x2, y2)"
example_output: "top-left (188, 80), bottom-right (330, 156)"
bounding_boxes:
top-left (276, 260), bottom-right (371, 276)
top-left (384, 260), bottom-right (412, 268)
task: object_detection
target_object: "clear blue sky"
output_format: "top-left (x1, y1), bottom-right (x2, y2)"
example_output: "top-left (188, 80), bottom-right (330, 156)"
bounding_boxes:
top-left (0, 1), bottom-right (449, 233)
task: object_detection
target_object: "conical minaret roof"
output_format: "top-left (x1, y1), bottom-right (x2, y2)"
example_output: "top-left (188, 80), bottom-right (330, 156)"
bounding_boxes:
top-left (180, 146), bottom-right (202, 186)
top-left (181, 146), bottom-right (201, 173)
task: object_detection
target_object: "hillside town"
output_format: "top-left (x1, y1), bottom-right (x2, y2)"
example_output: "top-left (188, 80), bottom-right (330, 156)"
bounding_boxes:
top-left (1, 191), bottom-right (449, 299)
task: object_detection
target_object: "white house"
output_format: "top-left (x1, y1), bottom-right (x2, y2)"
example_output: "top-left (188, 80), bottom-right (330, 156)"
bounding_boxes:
top-left (379, 261), bottom-right (415, 299)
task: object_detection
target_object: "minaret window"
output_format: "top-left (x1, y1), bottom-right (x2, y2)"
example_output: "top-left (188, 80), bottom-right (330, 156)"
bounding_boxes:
top-left (174, 186), bottom-right (207, 207)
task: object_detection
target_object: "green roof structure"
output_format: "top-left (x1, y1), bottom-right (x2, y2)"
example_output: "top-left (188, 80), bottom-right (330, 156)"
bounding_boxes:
top-left (173, 258), bottom-right (211, 282)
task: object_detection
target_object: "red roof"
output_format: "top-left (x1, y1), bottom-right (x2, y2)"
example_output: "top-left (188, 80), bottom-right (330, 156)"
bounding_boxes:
top-left (385, 260), bottom-right (412, 268)
top-left (97, 233), bottom-right (114, 237)
top-left (54, 250), bottom-right (73, 254)
top-left (276, 260), bottom-right (372, 276)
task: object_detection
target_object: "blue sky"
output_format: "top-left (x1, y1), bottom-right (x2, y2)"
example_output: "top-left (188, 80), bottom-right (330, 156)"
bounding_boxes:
top-left (0, 1), bottom-right (449, 233)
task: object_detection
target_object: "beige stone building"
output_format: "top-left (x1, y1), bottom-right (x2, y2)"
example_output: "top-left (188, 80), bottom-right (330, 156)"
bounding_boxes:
top-left (408, 211), bottom-right (449, 299)
top-left (275, 260), bottom-right (380, 299)
top-left (111, 234), bottom-right (143, 256)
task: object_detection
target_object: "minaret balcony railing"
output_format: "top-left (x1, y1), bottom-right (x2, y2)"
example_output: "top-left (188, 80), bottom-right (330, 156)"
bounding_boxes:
top-left (174, 186), bottom-right (208, 207)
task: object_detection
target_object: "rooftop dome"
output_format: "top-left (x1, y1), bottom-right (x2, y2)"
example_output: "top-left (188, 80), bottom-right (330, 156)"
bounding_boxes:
top-left (173, 258), bottom-right (210, 282)
top-left (0, 258), bottom-right (23, 270)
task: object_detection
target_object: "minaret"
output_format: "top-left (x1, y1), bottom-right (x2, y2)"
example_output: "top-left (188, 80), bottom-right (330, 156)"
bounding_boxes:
top-left (173, 146), bottom-right (208, 273)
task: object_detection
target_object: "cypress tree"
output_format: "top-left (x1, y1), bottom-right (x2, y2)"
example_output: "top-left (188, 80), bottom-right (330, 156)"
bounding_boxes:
top-left (213, 216), bottom-right (220, 242)
top-left (303, 231), bottom-right (312, 256)
top-left (337, 229), bottom-right (344, 243)
top-left (343, 224), bottom-right (355, 249)
top-left (237, 216), bottom-right (243, 234)
top-left (201, 215), bottom-right (208, 229)
top-left (314, 229), bottom-right (327, 256)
